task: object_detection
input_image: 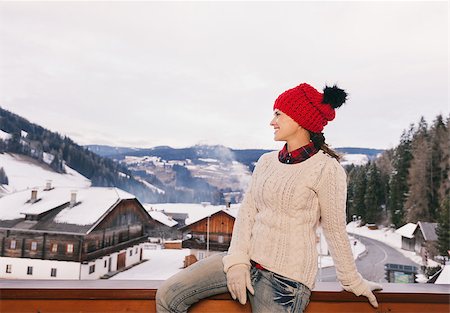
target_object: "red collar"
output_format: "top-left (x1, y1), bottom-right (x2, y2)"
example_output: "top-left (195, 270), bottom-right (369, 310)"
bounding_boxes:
top-left (278, 142), bottom-right (318, 164)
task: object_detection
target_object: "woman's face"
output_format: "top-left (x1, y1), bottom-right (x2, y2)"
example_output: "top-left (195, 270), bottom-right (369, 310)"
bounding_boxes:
top-left (270, 109), bottom-right (302, 142)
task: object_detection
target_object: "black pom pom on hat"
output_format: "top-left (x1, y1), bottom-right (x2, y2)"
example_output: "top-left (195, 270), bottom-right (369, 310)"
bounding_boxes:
top-left (322, 85), bottom-right (347, 109)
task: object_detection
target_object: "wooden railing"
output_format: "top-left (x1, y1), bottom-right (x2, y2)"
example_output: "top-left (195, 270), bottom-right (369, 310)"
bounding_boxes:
top-left (0, 280), bottom-right (449, 313)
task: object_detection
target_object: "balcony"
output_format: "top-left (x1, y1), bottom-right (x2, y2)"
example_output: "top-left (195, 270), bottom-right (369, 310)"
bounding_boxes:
top-left (1, 280), bottom-right (448, 313)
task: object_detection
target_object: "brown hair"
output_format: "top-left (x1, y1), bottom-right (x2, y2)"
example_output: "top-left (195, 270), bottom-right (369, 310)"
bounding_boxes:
top-left (309, 131), bottom-right (341, 161)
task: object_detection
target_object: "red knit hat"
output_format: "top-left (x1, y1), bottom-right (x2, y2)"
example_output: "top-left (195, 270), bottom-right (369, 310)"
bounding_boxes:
top-left (273, 83), bottom-right (347, 133)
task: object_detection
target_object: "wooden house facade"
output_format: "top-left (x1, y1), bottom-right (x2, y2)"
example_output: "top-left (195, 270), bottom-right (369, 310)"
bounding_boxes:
top-left (0, 186), bottom-right (162, 279)
top-left (180, 209), bottom-right (236, 260)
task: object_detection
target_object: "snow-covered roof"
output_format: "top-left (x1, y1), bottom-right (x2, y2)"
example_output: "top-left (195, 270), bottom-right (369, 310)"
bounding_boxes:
top-left (180, 207), bottom-right (239, 229)
top-left (0, 186), bottom-right (136, 231)
top-left (55, 187), bottom-right (135, 226)
top-left (417, 221), bottom-right (438, 241)
top-left (146, 203), bottom-right (240, 227)
top-left (435, 265), bottom-right (450, 284)
top-left (395, 223), bottom-right (417, 239)
top-left (147, 210), bottom-right (178, 227)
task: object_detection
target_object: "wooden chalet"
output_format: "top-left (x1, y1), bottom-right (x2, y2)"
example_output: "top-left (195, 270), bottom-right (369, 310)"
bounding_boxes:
top-left (0, 184), bottom-right (162, 279)
top-left (179, 208), bottom-right (237, 260)
top-left (395, 221), bottom-right (439, 264)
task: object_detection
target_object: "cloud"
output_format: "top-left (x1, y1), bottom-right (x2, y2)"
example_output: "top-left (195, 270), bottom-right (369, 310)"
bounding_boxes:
top-left (0, 1), bottom-right (448, 150)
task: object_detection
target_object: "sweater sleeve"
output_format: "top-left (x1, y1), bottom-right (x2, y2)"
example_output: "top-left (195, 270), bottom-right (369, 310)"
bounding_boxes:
top-left (222, 155), bottom-right (263, 273)
top-left (316, 158), bottom-right (368, 296)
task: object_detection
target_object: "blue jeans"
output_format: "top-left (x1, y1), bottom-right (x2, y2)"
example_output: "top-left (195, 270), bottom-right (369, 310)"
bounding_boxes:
top-left (156, 252), bottom-right (311, 313)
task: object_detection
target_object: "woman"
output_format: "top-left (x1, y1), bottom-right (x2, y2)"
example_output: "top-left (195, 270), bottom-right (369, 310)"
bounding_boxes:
top-left (156, 83), bottom-right (382, 313)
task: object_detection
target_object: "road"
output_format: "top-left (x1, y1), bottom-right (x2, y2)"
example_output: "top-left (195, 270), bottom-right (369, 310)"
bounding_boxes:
top-left (317, 234), bottom-right (420, 283)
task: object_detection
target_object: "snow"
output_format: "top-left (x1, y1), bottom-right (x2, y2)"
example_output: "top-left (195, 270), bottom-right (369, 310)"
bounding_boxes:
top-left (137, 179), bottom-right (165, 194)
top-left (198, 158), bottom-right (219, 163)
top-left (0, 129), bottom-right (12, 141)
top-left (20, 130), bottom-right (28, 138)
top-left (340, 153), bottom-right (369, 166)
top-left (435, 265), bottom-right (450, 284)
top-left (147, 210), bottom-right (178, 227)
top-left (0, 186), bottom-right (135, 226)
top-left (110, 248), bottom-right (191, 280)
top-left (0, 153), bottom-right (91, 194)
top-left (118, 172), bottom-right (130, 179)
top-left (395, 223), bottom-right (417, 239)
top-left (144, 203), bottom-right (241, 226)
top-left (346, 222), bottom-right (441, 268)
top-left (55, 187), bottom-right (135, 226)
top-left (42, 152), bottom-right (55, 165)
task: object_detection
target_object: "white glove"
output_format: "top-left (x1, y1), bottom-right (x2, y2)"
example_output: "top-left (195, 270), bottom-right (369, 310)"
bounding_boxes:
top-left (360, 279), bottom-right (383, 308)
top-left (226, 264), bottom-right (255, 305)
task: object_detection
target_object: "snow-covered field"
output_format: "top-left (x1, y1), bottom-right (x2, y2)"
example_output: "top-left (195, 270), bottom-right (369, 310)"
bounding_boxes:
top-left (111, 247), bottom-right (192, 280)
top-left (0, 153), bottom-right (91, 194)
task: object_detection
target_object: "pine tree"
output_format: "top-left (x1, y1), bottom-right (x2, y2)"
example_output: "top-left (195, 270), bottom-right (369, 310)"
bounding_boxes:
top-left (364, 162), bottom-right (384, 224)
top-left (388, 125), bottom-right (414, 227)
top-left (351, 165), bottom-right (368, 223)
top-left (0, 167), bottom-right (8, 185)
top-left (436, 199), bottom-right (450, 258)
top-left (429, 115), bottom-right (449, 221)
top-left (346, 164), bottom-right (357, 222)
top-left (439, 116), bottom-right (450, 203)
top-left (405, 117), bottom-right (431, 222)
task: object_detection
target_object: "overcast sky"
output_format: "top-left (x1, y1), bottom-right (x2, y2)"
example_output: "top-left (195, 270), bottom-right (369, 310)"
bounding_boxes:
top-left (0, 1), bottom-right (448, 151)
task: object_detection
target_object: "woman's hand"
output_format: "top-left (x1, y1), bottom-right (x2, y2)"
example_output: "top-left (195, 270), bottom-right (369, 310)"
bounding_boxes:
top-left (360, 279), bottom-right (383, 308)
top-left (226, 264), bottom-right (255, 305)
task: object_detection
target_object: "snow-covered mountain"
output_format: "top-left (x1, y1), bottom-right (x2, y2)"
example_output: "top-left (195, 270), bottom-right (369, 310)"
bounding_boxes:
top-left (86, 144), bottom-right (382, 205)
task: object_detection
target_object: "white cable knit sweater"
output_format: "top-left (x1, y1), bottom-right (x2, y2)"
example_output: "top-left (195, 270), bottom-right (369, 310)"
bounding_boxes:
top-left (223, 150), bottom-right (368, 295)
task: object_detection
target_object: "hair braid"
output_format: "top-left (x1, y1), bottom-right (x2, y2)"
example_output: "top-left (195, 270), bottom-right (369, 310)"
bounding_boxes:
top-left (309, 131), bottom-right (341, 161)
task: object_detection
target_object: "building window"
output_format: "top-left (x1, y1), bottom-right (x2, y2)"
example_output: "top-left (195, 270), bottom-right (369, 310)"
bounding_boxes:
top-left (198, 252), bottom-right (205, 260)
top-left (135, 247), bottom-right (138, 254)
top-left (51, 243), bottom-right (58, 253)
top-left (67, 244), bottom-right (74, 253)
top-left (6, 264), bottom-right (12, 273)
top-left (129, 249), bottom-right (133, 256)
top-left (50, 268), bottom-right (57, 277)
top-left (199, 235), bottom-right (205, 242)
top-left (31, 241), bottom-right (38, 251)
top-left (27, 266), bottom-right (33, 275)
top-left (89, 264), bottom-right (95, 274)
top-left (218, 235), bottom-right (224, 244)
top-left (104, 260), bottom-right (107, 268)
top-left (10, 240), bottom-right (16, 249)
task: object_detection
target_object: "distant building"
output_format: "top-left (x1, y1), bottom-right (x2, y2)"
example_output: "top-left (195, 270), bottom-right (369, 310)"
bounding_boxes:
top-left (396, 221), bottom-right (438, 263)
top-left (179, 208), bottom-right (237, 261)
top-left (396, 223), bottom-right (417, 252)
top-left (145, 207), bottom-right (181, 241)
top-left (0, 185), bottom-right (163, 279)
top-left (163, 211), bottom-right (189, 228)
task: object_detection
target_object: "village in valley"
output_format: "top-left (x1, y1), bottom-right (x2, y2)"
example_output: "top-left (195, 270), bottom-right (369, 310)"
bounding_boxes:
top-left (0, 129), bottom-right (448, 285)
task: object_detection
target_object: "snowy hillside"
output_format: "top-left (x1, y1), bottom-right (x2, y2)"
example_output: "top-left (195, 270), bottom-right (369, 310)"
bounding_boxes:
top-left (0, 153), bottom-right (91, 196)
top-left (340, 153), bottom-right (370, 166)
top-left (123, 155), bottom-right (252, 192)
